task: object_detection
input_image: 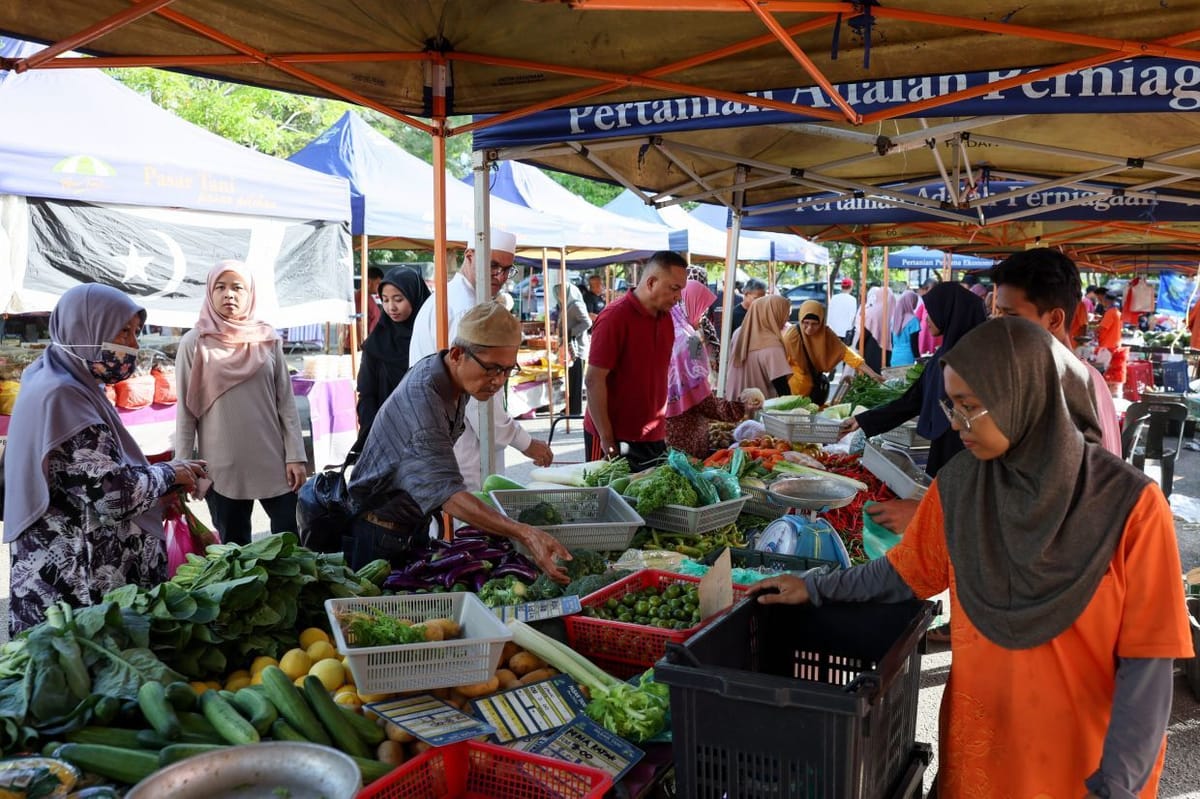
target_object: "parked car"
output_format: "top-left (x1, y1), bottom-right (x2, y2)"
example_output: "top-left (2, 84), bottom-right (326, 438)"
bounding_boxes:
top-left (781, 282), bottom-right (829, 312)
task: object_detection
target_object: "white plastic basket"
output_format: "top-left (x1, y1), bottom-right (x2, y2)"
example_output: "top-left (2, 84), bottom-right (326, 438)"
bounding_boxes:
top-left (761, 412), bottom-right (843, 444)
top-left (325, 592), bottom-right (511, 694)
top-left (489, 487), bottom-right (643, 552)
top-left (636, 495), bottom-right (750, 535)
top-left (862, 440), bottom-right (931, 501)
top-left (740, 481), bottom-right (786, 520)
top-left (877, 421), bottom-right (931, 450)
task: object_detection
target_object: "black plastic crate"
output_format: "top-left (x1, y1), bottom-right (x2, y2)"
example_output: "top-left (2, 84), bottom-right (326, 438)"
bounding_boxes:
top-left (700, 545), bottom-right (842, 574)
top-left (657, 598), bottom-right (935, 799)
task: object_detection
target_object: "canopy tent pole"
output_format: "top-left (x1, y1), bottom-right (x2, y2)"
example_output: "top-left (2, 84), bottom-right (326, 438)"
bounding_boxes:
top-left (767, 261), bottom-right (776, 294)
top-left (543, 249), bottom-right (554, 439)
top-left (881, 247), bottom-right (891, 368)
top-left (471, 150), bottom-right (496, 482)
top-left (858, 246), bottom-right (868, 351)
top-left (352, 232), bottom-right (367, 379)
top-left (715, 171), bottom-right (747, 398)
top-left (560, 247), bottom-right (571, 432)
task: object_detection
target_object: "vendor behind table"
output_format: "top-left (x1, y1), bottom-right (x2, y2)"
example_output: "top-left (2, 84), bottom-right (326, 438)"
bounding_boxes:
top-left (347, 301), bottom-right (570, 582)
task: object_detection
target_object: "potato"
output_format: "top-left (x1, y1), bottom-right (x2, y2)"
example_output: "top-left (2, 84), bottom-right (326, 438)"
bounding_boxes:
top-left (385, 722), bottom-right (415, 743)
top-left (518, 667), bottom-right (556, 685)
top-left (508, 651), bottom-right (545, 676)
top-left (456, 676), bottom-right (500, 699)
top-left (412, 740), bottom-right (434, 756)
top-left (421, 624), bottom-right (444, 642)
top-left (495, 668), bottom-right (520, 690)
top-left (500, 641), bottom-right (522, 665)
top-left (425, 618), bottom-right (462, 639)
top-left (377, 740), bottom-right (407, 766)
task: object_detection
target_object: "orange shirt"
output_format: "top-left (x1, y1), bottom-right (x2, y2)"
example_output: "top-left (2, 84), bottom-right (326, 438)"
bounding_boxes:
top-left (887, 482), bottom-right (1191, 799)
top-left (1096, 306), bottom-right (1122, 350)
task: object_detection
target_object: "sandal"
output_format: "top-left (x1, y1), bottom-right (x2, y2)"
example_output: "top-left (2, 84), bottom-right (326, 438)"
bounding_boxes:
top-left (926, 623), bottom-right (952, 644)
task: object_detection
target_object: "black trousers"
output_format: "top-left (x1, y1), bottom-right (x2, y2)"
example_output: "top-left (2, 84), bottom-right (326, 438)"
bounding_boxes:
top-left (205, 488), bottom-right (298, 546)
top-left (583, 432), bottom-right (666, 473)
top-left (567, 356), bottom-right (585, 416)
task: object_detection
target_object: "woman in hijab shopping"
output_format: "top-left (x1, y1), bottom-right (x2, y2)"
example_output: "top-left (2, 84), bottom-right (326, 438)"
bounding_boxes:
top-left (782, 300), bottom-right (883, 403)
top-left (889, 290), bottom-right (922, 367)
top-left (861, 286), bottom-right (892, 370)
top-left (175, 261), bottom-right (307, 545)
top-left (724, 294), bottom-right (793, 399)
top-left (356, 266), bottom-right (431, 446)
top-left (666, 281), bottom-right (760, 458)
top-left (4, 284), bottom-right (208, 634)
top-left (753, 317), bottom-right (1191, 799)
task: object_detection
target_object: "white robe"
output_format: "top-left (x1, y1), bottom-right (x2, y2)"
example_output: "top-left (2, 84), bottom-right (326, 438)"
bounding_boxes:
top-left (409, 273), bottom-right (532, 491)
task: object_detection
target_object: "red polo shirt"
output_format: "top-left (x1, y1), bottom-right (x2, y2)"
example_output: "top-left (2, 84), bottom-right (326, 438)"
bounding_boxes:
top-left (584, 293), bottom-right (674, 442)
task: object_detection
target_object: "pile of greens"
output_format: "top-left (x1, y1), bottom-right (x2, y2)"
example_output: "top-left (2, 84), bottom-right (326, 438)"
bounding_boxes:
top-left (843, 362), bottom-right (925, 409)
top-left (0, 601), bottom-right (183, 753)
top-left (625, 465), bottom-right (699, 516)
top-left (105, 533), bottom-right (381, 678)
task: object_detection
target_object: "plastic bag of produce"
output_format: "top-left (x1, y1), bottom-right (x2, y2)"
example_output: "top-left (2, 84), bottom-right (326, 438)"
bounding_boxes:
top-left (163, 495), bottom-right (220, 576)
top-left (114, 374), bottom-right (155, 409)
top-left (862, 501), bottom-right (903, 560)
top-left (151, 366), bottom-right (177, 405)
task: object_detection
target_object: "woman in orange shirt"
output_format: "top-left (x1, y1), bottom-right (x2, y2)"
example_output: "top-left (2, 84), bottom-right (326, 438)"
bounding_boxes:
top-left (754, 317), bottom-right (1191, 799)
top-left (1095, 290), bottom-right (1126, 395)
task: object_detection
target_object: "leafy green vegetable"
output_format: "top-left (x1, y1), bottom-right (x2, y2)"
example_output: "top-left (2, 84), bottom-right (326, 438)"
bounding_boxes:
top-left (564, 550), bottom-right (608, 581)
top-left (526, 573), bottom-right (565, 601)
top-left (517, 502), bottom-right (564, 527)
top-left (342, 611), bottom-right (427, 646)
top-left (477, 576), bottom-right (531, 608)
top-left (563, 570), bottom-right (632, 599)
top-left (626, 465), bottom-right (699, 515)
top-left (582, 457), bottom-right (630, 487)
top-left (842, 374), bottom-right (909, 409)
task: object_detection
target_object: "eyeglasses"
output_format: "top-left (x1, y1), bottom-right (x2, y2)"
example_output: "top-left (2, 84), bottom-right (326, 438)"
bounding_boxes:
top-left (489, 261), bottom-right (517, 278)
top-left (938, 398), bottom-right (990, 432)
top-left (465, 349), bottom-right (521, 378)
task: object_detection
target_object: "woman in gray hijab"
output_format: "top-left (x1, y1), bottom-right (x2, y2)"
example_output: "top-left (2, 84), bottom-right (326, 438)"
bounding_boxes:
top-left (752, 317), bottom-right (1191, 799)
top-left (2, 284), bottom-right (207, 634)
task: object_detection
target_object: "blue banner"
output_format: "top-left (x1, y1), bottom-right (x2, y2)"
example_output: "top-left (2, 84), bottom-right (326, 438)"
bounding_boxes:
top-left (741, 179), bottom-right (1199, 228)
top-left (475, 58), bottom-right (1200, 149)
top-left (1156, 271), bottom-right (1197, 318)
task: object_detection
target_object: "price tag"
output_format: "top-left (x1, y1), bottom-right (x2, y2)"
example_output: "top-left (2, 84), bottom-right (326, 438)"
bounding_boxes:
top-left (365, 694), bottom-right (494, 747)
top-left (492, 595), bottom-right (583, 623)
top-left (699, 547), bottom-right (733, 621)
top-left (527, 715), bottom-right (645, 783)
top-left (469, 673), bottom-right (588, 743)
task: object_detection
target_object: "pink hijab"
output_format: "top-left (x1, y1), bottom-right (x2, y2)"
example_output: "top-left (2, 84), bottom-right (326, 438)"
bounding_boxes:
top-left (682, 281), bottom-right (716, 327)
top-left (185, 261), bottom-right (278, 417)
top-left (667, 282), bottom-right (718, 417)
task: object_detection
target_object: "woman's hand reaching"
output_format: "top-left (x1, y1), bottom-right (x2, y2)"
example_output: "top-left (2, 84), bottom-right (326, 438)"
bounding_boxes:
top-left (285, 462), bottom-right (307, 493)
top-left (169, 459), bottom-right (208, 498)
top-left (750, 574), bottom-right (811, 605)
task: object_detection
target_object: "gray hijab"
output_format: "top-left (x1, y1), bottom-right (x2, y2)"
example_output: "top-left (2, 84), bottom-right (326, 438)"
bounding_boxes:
top-left (937, 317), bottom-right (1148, 649)
top-left (3, 284), bottom-right (160, 543)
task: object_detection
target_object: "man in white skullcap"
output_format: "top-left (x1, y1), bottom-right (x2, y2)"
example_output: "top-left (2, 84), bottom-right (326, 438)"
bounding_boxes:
top-left (349, 302), bottom-right (570, 580)
top-left (409, 229), bottom-right (553, 491)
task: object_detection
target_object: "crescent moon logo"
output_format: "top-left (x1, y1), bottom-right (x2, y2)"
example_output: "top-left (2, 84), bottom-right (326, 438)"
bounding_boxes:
top-left (141, 230), bottom-right (188, 299)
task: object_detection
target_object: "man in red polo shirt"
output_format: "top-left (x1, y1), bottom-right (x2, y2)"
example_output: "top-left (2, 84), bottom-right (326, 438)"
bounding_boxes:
top-left (584, 251), bottom-right (688, 471)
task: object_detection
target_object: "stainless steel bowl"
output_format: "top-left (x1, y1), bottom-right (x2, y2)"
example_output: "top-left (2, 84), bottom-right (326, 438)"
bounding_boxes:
top-left (125, 741), bottom-right (362, 799)
top-left (766, 475), bottom-right (858, 511)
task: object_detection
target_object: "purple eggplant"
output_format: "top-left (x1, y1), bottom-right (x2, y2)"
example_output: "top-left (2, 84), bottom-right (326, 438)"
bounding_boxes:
top-left (469, 569), bottom-right (491, 593)
top-left (427, 550), bottom-right (474, 571)
top-left (445, 538), bottom-right (491, 553)
top-left (428, 538), bottom-right (453, 550)
top-left (453, 527), bottom-right (491, 539)
top-left (490, 561), bottom-right (540, 582)
top-left (441, 560), bottom-right (490, 589)
top-left (472, 547), bottom-right (510, 562)
top-left (383, 572), bottom-right (437, 592)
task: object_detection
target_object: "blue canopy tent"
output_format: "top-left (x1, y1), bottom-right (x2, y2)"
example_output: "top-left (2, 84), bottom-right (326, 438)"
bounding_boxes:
top-left (887, 246), bottom-right (996, 271)
top-left (603, 190), bottom-right (773, 262)
top-left (687, 202), bottom-right (829, 266)
top-left (0, 37), bottom-right (353, 328)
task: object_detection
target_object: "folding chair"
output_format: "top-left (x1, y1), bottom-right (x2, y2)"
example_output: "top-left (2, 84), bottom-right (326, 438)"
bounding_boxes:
top-left (1121, 400), bottom-right (1188, 498)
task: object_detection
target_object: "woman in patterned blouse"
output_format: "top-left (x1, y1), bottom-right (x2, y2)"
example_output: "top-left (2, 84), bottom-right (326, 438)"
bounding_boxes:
top-left (2, 284), bottom-right (207, 635)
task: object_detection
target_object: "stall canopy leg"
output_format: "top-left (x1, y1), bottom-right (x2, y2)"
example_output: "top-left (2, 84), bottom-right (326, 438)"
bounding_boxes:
top-left (471, 151), bottom-right (496, 484)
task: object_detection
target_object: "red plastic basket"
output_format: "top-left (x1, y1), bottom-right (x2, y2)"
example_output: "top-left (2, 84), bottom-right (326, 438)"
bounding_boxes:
top-left (564, 570), bottom-right (748, 673)
top-left (356, 740), bottom-right (612, 799)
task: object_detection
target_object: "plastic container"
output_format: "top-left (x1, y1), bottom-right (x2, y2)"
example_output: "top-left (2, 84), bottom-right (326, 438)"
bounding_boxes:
top-left (740, 481), bottom-right (786, 520)
top-left (877, 421), bottom-right (930, 450)
top-left (657, 598), bottom-right (936, 799)
top-left (762, 411), bottom-right (843, 444)
top-left (699, 546), bottom-right (841, 577)
top-left (326, 593), bottom-right (511, 694)
top-left (564, 570), bottom-right (749, 675)
top-left (636, 495), bottom-right (750, 535)
top-left (862, 440), bottom-right (930, 500)
top-left (489, 487), bottom-right (643, 552)
top-left (356, 740), bottom-right (612, 799)
top-left (1163, 358), bottom-right (1190, 393)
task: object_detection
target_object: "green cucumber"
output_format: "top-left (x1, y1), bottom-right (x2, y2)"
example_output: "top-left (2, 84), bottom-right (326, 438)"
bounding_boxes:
top-left (158, 743), bottom-right (227, 767)
top-left (302, 675), bottom-right (370, 758)
top-left (269, 717), bottom-right (308, 743)
top-left (351, 755), bottom-right (397, 786)
top-left (482, 474), bottom-right (525, 493)
top-left (67, 726), bottom-right (146, 750)
top-left (199, 690), bottom-right (260, 745)
top-left (177, 711), bottom-right (220, 738)
top-left (232, 688), bottom-right (278, 736)
top-left (259, 666), bottom-right (331, 746)
top-left (338, 705), bottom-right (385, 745)
top-left (55, 743), bottom-right (160, 785)
top-left (137, 681), bottom-right (181, 741)
top-left (164, 682), bottom-right (198, 712)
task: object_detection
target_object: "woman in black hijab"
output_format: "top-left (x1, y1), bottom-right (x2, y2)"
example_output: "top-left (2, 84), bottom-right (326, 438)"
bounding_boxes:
top-left (355, 267), bottom-right (431, 447)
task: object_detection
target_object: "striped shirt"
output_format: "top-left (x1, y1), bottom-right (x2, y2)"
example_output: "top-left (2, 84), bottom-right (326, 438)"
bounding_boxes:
top-left (348, 351), bottom-right (467, 529)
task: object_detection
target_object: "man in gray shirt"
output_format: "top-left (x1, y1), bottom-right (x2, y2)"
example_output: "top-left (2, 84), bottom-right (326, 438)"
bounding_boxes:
top-left (348, 302), bottom-right (570, 581)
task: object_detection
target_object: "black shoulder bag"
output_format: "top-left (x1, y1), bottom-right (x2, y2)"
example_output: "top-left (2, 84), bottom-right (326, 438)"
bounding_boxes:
top-left (801, 337), bottom-right (832, 405)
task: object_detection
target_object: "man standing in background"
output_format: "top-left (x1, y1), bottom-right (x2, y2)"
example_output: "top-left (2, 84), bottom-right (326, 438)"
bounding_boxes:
top-left (826, 277), bottom-right (858, 345)
top-left (583, 274), bottom-right (607, 321)
top-left (585, 251), bottom-right (687, 471)
top-left (409, 229), bottom-right (553, 490)
top-left (729, 278), bottom-right (766, 335)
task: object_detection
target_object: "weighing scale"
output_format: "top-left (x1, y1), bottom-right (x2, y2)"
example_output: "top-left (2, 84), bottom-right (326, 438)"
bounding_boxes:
top-left (755, 476), bottom-right (859, 565)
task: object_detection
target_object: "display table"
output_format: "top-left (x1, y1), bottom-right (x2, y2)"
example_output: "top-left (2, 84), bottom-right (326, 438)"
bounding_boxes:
top-left (0, 377), bottom-right (357, 469)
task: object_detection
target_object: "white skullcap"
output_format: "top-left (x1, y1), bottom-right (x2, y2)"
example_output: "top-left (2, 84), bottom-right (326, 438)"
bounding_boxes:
top-left (473, 228), bottom-right (517, 255)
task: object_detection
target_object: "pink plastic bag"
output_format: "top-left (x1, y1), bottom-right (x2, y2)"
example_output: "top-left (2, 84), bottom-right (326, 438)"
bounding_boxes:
top-left (163, 494), bottom-right (221, 577)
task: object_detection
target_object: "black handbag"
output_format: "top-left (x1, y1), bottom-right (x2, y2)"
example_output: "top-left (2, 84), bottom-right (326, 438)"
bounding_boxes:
top-left (297, 457), bottom-right (357, 553)
top-left (810, 370), bottom-right (832, 405)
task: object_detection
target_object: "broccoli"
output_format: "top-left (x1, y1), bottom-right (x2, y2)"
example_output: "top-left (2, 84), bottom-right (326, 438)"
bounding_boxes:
top-left (565, 549), bottom-right (608, 581)
top-left (477, 575), bottom-right (531, 608)
top-left (518, 501), bottom-right (564, 527)
top-left (626, 465), bottom-right (699, 515)
top-left (564, 569), bottom-right (633, 599)
top-left (527, 573), bottom-right (565, 601)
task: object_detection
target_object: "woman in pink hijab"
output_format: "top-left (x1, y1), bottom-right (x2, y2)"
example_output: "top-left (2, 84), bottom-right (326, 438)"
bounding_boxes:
top-left (175, 261), bottom-right (307, 545)
top-left (665, 280), bottom-right (758, 459)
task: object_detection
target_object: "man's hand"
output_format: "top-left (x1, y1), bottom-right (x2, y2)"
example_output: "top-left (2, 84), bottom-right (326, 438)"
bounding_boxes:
top-left (285, 462), bottom-right (308, 493)
top-left (839, 416), bottom-right (861, 436)
top-left (598, 435), bottom-right (619, 459)
top-left (523, 438), bottom-right (554, 467)
top-left (865, 498), bottom-right (920, 535)
top-left (518, 525), bottom-right (572, 583)
top-left (751, 574), bottom-right (810, 605)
